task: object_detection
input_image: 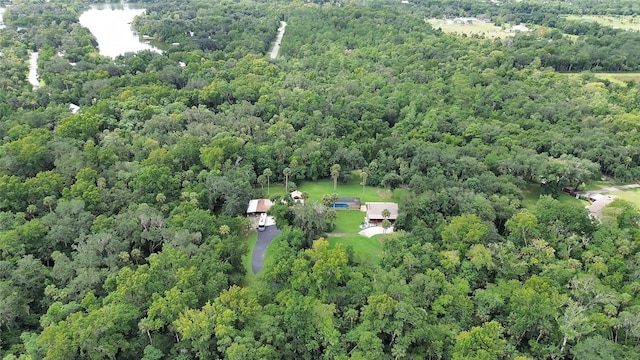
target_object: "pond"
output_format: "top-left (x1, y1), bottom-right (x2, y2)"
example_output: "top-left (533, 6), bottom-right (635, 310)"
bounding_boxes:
top-left (79, 3), bottom-right (161, 58)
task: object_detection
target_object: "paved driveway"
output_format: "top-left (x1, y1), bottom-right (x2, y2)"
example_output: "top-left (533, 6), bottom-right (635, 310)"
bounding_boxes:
top-left (251, 225), bottom-right (280, 274)
top-left (359, 226), bottom-right (394, 237)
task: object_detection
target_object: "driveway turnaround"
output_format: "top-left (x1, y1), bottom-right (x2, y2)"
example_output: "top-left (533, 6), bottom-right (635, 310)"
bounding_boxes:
top-left (359, 226), bottom-right (394, 237)
top-left (251, 225), bottom-right (281, 274)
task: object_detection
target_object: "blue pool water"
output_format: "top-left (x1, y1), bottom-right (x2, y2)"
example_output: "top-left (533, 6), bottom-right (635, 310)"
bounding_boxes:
top-left (330, 203), bottom-right (349, 209)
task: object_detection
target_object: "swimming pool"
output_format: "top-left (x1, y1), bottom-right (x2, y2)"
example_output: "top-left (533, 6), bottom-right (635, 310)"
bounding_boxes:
top-left (330, 203), bottom-right (349, 209)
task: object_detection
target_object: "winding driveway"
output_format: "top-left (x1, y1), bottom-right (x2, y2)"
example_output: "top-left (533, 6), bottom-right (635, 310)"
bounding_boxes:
top-left (251, 225), bottom-right (280, 274)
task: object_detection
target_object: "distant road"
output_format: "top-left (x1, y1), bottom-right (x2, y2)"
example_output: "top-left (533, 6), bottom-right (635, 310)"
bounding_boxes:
top-left (269, 21), bottom-right (287, 60)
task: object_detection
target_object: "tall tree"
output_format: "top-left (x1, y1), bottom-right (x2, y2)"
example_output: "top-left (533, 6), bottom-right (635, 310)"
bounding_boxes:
top-left (330, 164), bottom-right (341, 191)
top-left (263, 168), bottom-right (272, 196)
top-left (360, 168), bottom-right (368, 195)
top-left (283, 167), bottom-right (291, 193)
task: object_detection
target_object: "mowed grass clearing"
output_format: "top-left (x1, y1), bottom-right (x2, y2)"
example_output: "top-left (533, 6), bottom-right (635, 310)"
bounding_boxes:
top-left (297, 178), bottom-right (403, 204)
top-left (426, 19), bottom-right (513, 38)
top-left (565, 14), bottom-right (640, 31)
top-left (520, 182), bottom-right (588, 209)
top-left (331, 210), bottom-right (366, 233)
top-left (594, 73), bottom-right (640, 86)
top-left (609, 188), bottom-right (640, 208)
top-left (327, 235), bottom-right (386, 266)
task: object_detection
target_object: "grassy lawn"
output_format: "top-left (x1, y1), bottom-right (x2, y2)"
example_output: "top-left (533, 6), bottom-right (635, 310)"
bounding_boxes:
top-left (520, 182), bottom-right (587, 209)
top-left (609, 188), bottom-right (640, 208)
top-left (297, 178), bottom-right (400, 203)
top-left (426, 19), bottom-right (514, 38)
top-left (582, 179), bottom-right (616, 191)
top-left (257, 183), bottom-right (288, 199)
top-left (521, 183), bottom-right (542, 209)
top-left (332, 210), bottom-right (365, 233)
top-left (241, 231), bottom-right (258, 286)
top-left (565, 14), bottom-right (640, 32)
top-left (327, 235), bottom-right (386, 266)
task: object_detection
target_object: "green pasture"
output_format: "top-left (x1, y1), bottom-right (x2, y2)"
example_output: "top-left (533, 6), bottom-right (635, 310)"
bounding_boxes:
top-left (565, 14), bottom-right (640, 31)
top-left (426, 18), bottom-right (513, 38)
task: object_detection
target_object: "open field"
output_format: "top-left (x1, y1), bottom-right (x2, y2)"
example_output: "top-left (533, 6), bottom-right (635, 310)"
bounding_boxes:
top-left (426, 19), bottom-right (513, 38)
top-left (609, 188), bottom-right (640, 208)
top-left (593, 73), bottom-right (640, 86)
top-left (565, 14), bottom-right (640, 31)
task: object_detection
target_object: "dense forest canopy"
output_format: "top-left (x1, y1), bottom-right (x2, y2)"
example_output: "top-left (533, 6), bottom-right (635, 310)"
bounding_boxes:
top-left (1, 0), bottom-right (640, 358)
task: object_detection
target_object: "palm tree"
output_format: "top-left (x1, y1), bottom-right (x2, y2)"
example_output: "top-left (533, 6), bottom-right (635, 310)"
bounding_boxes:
top-left (381, 219), bottom-right (391, 234)
top-left (43, 196), bottom-right (56, 213)
top-left (330, 164), bottom-right (341, 191)
top-left (382, 208), bottom-right (391, 220)
top-left (219, 224), bottom-right (231, 237)
top-left (283, 167), bottom-right (292, 193)
top-left (257, 174), bottom-right (266, 193)
top-left (330, 193), bottom-right (340, 206)
top-left (360, 168), bottom-right (368, 195)
top-left (322, 194), bottom-right (333, 207)
top-left (26, 204), bottom-right (37, 219)
top-left (263, 168), bottom-right (272, 195)
top-left (326, 209), bottom-right (337, 231)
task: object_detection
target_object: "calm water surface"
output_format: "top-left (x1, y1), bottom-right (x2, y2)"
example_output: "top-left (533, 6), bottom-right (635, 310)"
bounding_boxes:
top-left (79, 3), bottom-right (161, 58)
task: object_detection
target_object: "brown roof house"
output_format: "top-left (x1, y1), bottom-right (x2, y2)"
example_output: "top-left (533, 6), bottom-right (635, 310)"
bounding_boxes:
top-left (365, 202), bottom-right (398, 226)
top-left (246, 199), bottom-right (274, 215)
